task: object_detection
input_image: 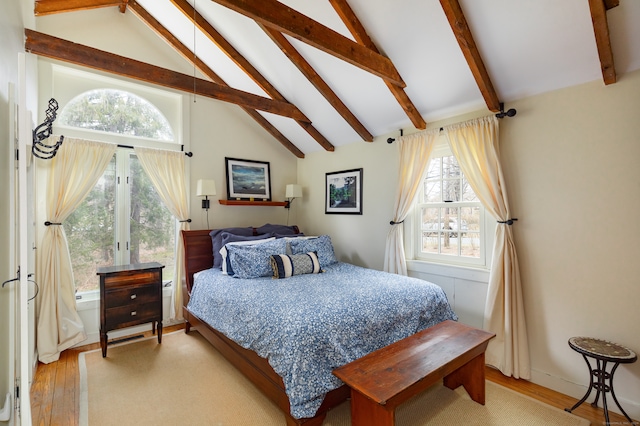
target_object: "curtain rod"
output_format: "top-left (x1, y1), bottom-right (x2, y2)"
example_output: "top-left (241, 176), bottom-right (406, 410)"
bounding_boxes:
top-left (387, 103), bottom-right (517, 144)
top-left (117, 144), bottom-right (193, 157)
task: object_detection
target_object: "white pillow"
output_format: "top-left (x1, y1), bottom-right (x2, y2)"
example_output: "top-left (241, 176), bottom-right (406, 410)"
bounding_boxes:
top-left (220, 237), bottom-right (275, 274)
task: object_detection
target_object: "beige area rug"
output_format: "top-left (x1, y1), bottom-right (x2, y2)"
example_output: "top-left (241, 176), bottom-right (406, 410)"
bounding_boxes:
top-left (79, 331), bottom-right (589, 426)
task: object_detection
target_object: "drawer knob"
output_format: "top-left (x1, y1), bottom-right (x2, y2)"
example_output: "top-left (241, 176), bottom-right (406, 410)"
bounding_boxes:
top-left (131, 311), bottom-right (137, 316)
top-left (130, 294), bottom-right (137, 299)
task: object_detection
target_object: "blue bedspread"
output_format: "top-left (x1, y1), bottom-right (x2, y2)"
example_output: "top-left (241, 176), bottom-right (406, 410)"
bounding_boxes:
top-left (187, 262), bottom-right (457, 419)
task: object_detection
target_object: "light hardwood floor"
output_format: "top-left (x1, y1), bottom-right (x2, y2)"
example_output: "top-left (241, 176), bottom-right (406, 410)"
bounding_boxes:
top-left (30, 324), bottom-right (635, 426)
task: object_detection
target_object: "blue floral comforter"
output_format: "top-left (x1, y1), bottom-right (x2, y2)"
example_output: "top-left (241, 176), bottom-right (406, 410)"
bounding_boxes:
top-left (187, 262), bottom-right (457, 419)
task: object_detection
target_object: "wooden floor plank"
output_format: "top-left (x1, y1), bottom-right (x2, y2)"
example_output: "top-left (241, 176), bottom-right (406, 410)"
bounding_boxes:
top-left (33, 358), bottom-right (59, 426)
top-left (63, 349), bottom-right (79, 425)
top-left (30, 359), bottom-right (55, 426)
top-left (49, 349), bottom-right (69, 425)
top-left (29, 324), bottom-right (637, 426)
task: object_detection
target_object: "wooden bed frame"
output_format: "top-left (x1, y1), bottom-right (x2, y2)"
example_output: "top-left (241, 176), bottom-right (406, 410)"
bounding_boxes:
top-left (181, 229), bottom-right (350, 426)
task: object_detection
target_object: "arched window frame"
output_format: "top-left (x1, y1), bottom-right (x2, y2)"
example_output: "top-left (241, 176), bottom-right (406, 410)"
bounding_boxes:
top-left (50, 64), bottom-right (184, 151)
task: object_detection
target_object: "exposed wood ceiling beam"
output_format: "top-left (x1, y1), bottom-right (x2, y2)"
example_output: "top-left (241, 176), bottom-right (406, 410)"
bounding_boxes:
top-left (127, 1), bottom-right (304, 158)
top-left (589, 0), bottom-right (617, 85)
top-left (261, 26), bottom-right (373, 142)
top-left (31, 0), bottom-right (304, 157)
top-left (207, 0), bottom-right (405, 88)
top-left (34, 0), bottom-right (122, 15)
top-left (328, 0), bottom-right (426, 130)
top-left (171, 0), bottom-right (333, 152)
top-left (439, 0), bottom-right (501, 112)
top-left (24, 29), bottom-right (309, 123)
top-left (604, 0), bottom-right (620, 11)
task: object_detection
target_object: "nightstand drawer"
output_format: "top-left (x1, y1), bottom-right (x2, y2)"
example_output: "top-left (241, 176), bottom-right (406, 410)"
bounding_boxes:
top-left (105, 302), bottom-right (160, 329)
top-left (104, 284), bottom-right (160, 309)
top-left (103, 270), bottom-right (160, 289)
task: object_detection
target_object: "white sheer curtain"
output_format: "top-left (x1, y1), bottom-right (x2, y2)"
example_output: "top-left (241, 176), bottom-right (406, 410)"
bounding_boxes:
top-left (134, 147), bottom-right (190, 320)
top-left (37, 138), bottom-right (116, 363)
top-left (384, 129), bottom-right (440, 275)
top-left (444, 115), bottom-right (530, 379)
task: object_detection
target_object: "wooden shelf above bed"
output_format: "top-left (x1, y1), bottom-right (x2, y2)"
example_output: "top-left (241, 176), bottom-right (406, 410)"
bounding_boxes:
top-left (218, 199), bottom-right (288, 207)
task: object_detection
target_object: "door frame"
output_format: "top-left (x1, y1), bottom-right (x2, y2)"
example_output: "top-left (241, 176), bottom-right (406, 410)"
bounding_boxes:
top-left (1, 80), bottom-right (18, 426)
top-left (16, 52), bottom-right (32, 426)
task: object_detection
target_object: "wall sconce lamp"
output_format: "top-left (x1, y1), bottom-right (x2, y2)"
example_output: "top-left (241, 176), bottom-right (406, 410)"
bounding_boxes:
top-left (196, 179), bottom-right (216, 210)
top-left (284, 184), bottom-right (302, 209)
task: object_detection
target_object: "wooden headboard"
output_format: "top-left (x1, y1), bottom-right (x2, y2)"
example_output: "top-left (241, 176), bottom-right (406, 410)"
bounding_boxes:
top-left (181, 229), bottom-right (213, 299)
top-left (181, 225), bottom-right (302, 306)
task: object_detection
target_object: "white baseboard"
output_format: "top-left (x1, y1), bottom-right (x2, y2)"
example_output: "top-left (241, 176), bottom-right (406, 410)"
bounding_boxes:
top-left (530, 367), bottom-right (640, 421)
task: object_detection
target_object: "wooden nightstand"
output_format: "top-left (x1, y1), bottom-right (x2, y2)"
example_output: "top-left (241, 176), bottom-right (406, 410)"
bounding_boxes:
top-left (97, 262), bottom-right (165, 357)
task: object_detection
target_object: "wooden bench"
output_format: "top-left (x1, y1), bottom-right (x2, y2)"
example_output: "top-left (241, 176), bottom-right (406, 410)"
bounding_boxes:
top-left (332, 320), bottom-right (495, 426)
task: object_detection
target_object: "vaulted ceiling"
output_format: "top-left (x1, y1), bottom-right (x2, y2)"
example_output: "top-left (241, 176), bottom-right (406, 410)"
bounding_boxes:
top-left (27, 0), bottom-right (640, 157)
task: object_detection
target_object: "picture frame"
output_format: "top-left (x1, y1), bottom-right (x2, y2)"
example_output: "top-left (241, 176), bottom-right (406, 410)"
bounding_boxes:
top-left (325, 168), bottom-right (363, 214)
top-left (225, 157), bottom-right (272, 201)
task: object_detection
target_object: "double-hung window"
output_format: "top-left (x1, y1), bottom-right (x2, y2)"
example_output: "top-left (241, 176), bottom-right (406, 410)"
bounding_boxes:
top-left (414, 140), bottom-right (487, 267)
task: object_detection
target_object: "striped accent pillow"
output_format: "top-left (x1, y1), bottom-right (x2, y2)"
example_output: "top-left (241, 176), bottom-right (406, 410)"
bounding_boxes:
top-left (270, 251), bottom-right (321, 279)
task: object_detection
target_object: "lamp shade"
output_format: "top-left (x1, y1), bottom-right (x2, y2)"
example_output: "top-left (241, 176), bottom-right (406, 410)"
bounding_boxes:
top-left (196, 179), bottom-right (216, 197)
top-left (285, 184), bottom-right (302, 198)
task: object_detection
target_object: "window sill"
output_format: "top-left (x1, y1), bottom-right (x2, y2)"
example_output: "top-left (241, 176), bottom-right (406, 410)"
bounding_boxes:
top-left (406, 259), bottom-right (490, 282)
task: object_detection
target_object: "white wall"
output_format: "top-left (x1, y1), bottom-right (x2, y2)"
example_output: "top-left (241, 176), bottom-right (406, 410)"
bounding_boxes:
top-left (296, 69), bottom-right (640, 419)
top-left (500, 70), bottom-right (640, 418)
top-left (186, 95), bottom-right (299, 231)
top-left (295, 138), bottom-right (398, 270)
top-left (408, 262), bottom-right (489, 330)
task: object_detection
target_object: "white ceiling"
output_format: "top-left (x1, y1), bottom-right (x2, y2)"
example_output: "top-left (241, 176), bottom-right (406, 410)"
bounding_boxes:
top-left (56, 1), bottom-right (640, 155)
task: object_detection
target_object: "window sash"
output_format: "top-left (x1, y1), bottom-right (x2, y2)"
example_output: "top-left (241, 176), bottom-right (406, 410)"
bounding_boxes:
top-left (414, 201), bottom-right (485, 266)
top-left (413, 149), bottom-right (486, 267)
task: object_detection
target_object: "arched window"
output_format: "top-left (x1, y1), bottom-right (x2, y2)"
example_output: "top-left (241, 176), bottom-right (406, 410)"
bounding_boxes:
top-left (58, 89), bottom-right (177, 294)
top-left (59, 89), bottom-right (174, 141)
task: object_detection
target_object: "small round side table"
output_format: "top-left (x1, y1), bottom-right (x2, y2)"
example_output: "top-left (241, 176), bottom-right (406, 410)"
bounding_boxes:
top-left (565, 336), bottom-right (637, 425)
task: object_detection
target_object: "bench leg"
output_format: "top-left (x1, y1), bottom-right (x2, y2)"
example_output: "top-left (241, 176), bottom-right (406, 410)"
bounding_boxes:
top-left (443, 352), bottom-right (486, 405)
top-left (350, 390), bottom-right (395, 426)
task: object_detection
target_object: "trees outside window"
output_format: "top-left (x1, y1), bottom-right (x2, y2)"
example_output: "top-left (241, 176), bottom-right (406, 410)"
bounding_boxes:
top-left (60, 88), bottom-right (173, 141)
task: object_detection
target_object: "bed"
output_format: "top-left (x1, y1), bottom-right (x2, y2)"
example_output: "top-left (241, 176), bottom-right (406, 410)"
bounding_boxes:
top-left (181, 227), bottom-right (457, 426)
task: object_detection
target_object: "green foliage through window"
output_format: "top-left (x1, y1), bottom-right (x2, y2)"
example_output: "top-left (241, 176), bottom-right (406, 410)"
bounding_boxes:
top-left (64, 153), bottom-right (176, 293)
top-left (59, 89), bottom-right (174, 141)
top-left (63, 157), bottom-right (116, 291)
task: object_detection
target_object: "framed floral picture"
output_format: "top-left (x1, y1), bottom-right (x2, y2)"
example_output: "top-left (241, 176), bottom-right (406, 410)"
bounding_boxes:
top-left (325, 168), bottom-right (363, 214)
top-left (225, 157), bottom-right (272, 201)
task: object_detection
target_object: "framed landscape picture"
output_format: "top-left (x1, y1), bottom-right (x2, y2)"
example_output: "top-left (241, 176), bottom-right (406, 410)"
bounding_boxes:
top-left (225, 157), bottom-right (272, 201)
top-left (325, 168), bottom-right (363, 214)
